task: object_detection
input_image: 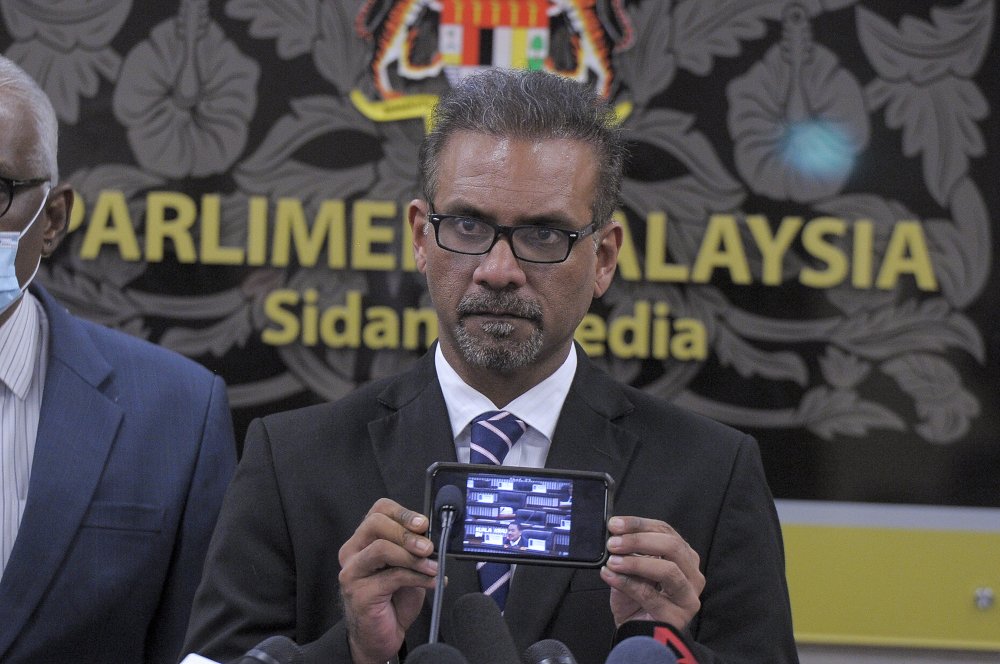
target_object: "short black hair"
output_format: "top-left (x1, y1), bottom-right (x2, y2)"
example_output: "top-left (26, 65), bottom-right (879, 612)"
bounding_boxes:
top-left (419, 69), bottom-right (625, 228)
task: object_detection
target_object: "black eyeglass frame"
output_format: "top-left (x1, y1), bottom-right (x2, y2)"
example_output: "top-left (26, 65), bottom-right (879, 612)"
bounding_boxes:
top-left (426, 206), bottom-right (597, 264)
top-left (0, 177), bottom-right (50, 219)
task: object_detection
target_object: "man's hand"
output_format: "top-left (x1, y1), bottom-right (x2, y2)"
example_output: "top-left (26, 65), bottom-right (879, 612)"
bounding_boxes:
top-left (599, 516), bottom-right (705, 631)
top-left (339, 498), bottom-right (439, 664)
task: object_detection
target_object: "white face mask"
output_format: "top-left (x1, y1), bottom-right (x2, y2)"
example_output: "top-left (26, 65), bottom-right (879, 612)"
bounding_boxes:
top-left (0, 184), bottom-right (50, 316)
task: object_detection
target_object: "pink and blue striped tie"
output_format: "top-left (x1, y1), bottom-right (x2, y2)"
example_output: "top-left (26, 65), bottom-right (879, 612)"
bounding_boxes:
top-left (471, 410), bottom-right (526, 611)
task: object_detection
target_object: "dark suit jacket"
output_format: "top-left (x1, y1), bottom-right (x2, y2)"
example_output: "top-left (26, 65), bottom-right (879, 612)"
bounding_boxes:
top-left (0, 285), bottom-right (237, 664)
top-left (184, 347), bottom-right (797, 664)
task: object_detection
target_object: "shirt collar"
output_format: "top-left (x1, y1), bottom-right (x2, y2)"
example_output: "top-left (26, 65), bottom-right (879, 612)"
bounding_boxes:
top-left (435, 343), bottom-right (577, 442)
top-left (0, 292), bottom-right (42, 399)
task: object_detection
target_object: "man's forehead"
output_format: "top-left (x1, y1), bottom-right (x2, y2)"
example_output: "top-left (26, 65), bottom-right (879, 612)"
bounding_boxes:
top-left (0, 96), bottom-right (41, 175)
top-left (440, 131), bottom-right (597, 163)
top-left (0, 94), bottom-right (30, 127)
top-left (435, 131), bottom-right (599, 219)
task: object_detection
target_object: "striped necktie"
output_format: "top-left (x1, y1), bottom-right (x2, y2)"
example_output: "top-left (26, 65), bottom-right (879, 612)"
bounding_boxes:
top-left (471, 410), bottom-right (526, 611)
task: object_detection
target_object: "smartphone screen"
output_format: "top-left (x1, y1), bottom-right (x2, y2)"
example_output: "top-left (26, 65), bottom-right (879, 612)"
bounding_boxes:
top-left (424, 462), bottom-right (614, 567)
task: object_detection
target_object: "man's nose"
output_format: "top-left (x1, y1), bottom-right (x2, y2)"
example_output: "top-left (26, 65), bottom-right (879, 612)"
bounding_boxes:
top-left (473, 235), bottom-right (527, 290)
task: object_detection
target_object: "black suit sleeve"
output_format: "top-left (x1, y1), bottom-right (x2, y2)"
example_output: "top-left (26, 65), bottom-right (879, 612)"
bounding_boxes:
top-left (180, 419), bottom-right (353, 663)
top-left (687, 435), bottom-right (798, 664)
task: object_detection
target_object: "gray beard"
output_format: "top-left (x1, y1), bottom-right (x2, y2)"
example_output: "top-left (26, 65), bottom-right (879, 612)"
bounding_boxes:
top-left (454, 290), bottom-right (544, 372)
top-left (454, 321), bottom-right (543, 372)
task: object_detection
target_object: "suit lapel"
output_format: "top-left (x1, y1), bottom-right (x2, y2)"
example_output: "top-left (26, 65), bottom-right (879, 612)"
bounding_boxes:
top-left (367, 351), bottom-right (479, 638)
top-left (0, 287), bottom-right (122, 658)
top-left (504, 351), bottom-right (638, 650)
top-left (367, 350), bottom-right (457, 512)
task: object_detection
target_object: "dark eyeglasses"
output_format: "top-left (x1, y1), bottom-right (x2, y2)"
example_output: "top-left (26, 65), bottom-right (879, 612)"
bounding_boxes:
top-left (0, 177), bottom-right (49, 219)
top-left (426, 208), bottom-right (595, 264)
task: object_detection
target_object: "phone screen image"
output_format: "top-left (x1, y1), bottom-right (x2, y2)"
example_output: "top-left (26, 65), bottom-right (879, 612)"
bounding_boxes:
top-left (426, 463), bottom-right (613, 567)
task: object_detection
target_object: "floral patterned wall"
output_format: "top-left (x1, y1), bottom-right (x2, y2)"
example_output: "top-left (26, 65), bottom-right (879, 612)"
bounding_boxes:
top-left (1, 0), bottom-right (997, 507)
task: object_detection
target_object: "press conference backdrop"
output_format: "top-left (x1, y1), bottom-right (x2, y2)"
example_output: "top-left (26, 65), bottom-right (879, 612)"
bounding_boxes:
top-left (2, 0), bottom-right (997, 650)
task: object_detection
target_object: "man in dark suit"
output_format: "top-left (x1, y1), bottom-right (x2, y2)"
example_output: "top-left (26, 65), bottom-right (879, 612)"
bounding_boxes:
top-left (0, 56), bottom-right (237, 663)
top-left (504, 523), bottom-right (525, 549)
top-left (184, 69), bottom-right (797, 664)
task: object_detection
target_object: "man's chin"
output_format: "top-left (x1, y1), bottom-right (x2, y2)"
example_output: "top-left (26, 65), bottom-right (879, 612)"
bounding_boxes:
top-left (454, 326), bottom-right (543, 372)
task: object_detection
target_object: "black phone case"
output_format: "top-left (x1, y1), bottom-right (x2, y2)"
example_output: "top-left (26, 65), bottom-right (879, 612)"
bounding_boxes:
top-left (423, 461), bottom-right (614, 568)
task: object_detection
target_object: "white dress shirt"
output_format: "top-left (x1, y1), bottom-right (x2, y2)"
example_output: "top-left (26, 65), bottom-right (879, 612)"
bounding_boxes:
top-left (0, 292), bottom-right (48, 575)
top-left (435, 343), bottom-right (578, 582)
top-left (435, 343), bottom-right (578, 469)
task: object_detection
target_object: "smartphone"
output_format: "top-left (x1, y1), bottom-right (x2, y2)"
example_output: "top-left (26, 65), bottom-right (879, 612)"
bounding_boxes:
top-left (424, 462), bottom-right (614, 568)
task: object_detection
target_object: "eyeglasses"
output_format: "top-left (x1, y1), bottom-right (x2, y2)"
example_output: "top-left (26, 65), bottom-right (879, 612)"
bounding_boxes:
top-left (0, 177), bottom-right (50, 219)
top-left (426, 208), bottom-right (595, 264)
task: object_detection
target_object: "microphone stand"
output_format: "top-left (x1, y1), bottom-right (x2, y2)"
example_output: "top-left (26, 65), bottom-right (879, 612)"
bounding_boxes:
top-left (428, 505), bottom-right (457, 644)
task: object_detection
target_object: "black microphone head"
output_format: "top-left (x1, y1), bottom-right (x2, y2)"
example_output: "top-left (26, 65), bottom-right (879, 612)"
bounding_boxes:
top-left (450, 592), bottom-right (521, 664)
top-left (404, 642), bottom-right (470, 664)
top-left (242, 635), bottom-right (303, 664)
top-left (522, 639), bottom-right (577, 664)
top-left (435, 484), bottom-right (465, 521)
top-left (605, 636), bottom-right (678, 664)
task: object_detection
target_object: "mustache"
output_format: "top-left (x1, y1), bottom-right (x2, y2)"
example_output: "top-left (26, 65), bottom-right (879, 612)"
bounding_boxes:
top-left (456, 290), bottom-right (543, 322)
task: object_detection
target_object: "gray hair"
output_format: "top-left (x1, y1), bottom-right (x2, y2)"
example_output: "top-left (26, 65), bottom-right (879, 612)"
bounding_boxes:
top-left (0, 55), bottom-right (59, 182)
top-left (419, 69), bottom-right (625, 229)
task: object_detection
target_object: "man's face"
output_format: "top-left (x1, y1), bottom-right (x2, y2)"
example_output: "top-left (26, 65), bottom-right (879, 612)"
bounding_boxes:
top-left (507, 524), bottom-right (521, 540)
top-left (0, 98), bottom-right (50, 288)
top-left (411, 131), bottom-right (620, 388)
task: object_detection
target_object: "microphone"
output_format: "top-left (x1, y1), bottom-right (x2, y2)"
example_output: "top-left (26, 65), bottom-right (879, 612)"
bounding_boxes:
top-left (434, 484), bottom-right (465, 529)
top-left (179, 636), bottom-right (304, 664)
top-left (404, 642), bottom-right (470, 664)
top-left (605, 636), bottom-right (677, 664)
top-left (523, 639), bottom-right (577, 664)
top-left (237, 636), bottom-right (304, 664)
top-left (611, 621), bottom-right (698, 664)
top-left (433, 484), bottom-right (464, 562)
top-left (429, 484), bottom-right (465, 643)
top-left (450, 592), bottom-right (521, 664)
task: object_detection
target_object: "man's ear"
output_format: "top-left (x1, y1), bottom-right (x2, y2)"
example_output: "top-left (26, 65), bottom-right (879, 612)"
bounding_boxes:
top-left (593, 219), bottom-right (622, 298)
top-left (41, 183), bottom-right (73, 257)
top-left (408, 198), bottom-right (430, 274)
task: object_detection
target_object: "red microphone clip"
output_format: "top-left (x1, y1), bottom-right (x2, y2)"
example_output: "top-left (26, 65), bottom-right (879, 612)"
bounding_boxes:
top-left (610, 621), bottom-right (699, 664)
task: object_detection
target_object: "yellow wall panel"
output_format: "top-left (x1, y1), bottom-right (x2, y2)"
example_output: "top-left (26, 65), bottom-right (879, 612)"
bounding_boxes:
top-left (784, 525), bottom-right (1000, 650)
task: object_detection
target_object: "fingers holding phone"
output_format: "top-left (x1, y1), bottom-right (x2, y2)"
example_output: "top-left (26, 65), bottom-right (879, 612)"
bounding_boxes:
top-left (600, 515), bottom-right (705, 631)
top-left (338, 498), bottom-right (439, 664)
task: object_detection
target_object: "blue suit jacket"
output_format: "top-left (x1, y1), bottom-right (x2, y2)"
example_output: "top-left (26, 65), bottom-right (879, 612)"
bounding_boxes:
top-left (0, 285), bottom-right (237, 663)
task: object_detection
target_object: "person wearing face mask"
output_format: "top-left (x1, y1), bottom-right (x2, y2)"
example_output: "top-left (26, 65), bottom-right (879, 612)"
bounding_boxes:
top-left (0, 56), bottom-right (237, 664)
top-left (0, 179), bottom-right (49, 312)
